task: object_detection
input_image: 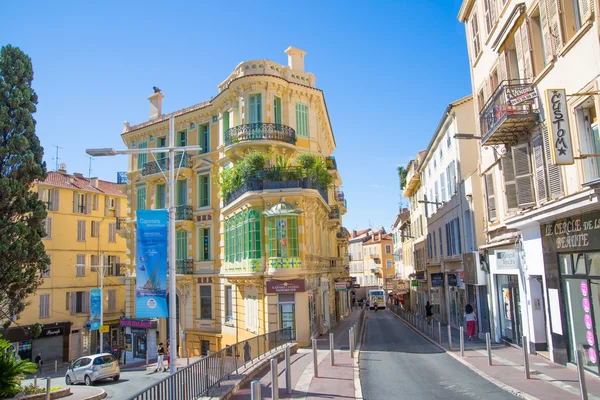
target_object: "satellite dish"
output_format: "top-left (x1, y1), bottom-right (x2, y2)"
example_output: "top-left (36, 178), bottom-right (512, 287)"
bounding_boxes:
top-left (59, 163), bottom-right (67, 170)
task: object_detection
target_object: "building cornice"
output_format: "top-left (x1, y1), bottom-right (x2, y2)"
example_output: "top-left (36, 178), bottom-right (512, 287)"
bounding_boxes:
top-left (458, 0), bottom-right (476, 22)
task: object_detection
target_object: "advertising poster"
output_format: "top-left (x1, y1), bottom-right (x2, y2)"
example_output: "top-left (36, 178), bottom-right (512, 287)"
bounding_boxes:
top-left (90, 289), bottom-right (101, 331)
top-left (136, 209), bottom-right (168, 318)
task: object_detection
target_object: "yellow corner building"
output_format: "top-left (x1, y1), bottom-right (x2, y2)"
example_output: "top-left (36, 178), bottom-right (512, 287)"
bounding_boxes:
top-left (119, 46), bottom-right (350, 361)
top-left (0, 168), bottom-right (127, 364)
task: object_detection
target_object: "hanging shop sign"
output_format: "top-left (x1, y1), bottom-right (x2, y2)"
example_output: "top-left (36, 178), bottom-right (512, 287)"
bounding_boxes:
top-left (416, 271), bottom-right (426, 281)
top-left (334, 281), bottom-right (348, 291)
top-left (431, 273), bottom-right (444, 287)
top-left (542, 211), bottom-right (600, 252)
top-left (119, 319), bottom-right (157, 329)
top-left (546, 88), bottom-right (574, 165)
top-left (496, 249), bottom-right (520, 270)
top-left (266, 279), bottom-right (306, 293)
top-left (411, 280), bottom-right (419, 287)
top-left (447, 274), bottom-right (458, 287)
top-left (506, 84), bottom-right (537, 106)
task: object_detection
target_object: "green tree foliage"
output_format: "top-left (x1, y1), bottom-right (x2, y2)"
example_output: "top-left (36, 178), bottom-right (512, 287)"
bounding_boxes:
top-left (0, 336), bottom-right (37, 398)
top-left (0, 45), bottom-right (49, 327)
top-left (397, 166), bottom-right (408, 190)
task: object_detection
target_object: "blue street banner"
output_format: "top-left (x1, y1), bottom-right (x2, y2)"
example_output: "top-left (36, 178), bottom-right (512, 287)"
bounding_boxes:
top-left (136, 210), bottom-right (168, 318)
top-left (90, 289), bottom-right (101, 331)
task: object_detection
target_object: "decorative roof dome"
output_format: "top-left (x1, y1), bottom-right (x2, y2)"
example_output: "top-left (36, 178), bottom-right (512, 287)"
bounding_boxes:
top-left (263, 201), bottom-right (302, 217)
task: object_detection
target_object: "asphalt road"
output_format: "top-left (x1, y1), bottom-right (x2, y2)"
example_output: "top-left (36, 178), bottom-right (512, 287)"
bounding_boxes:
top-left (359, 309), bottom-right (516, 400)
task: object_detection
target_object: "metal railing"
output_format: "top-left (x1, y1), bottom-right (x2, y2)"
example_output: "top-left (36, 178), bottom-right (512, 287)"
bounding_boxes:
top-left (127, 328), bottom-right (293, 400)
top-left (142, 153), bottom-right (191, 176)
top-left (116, 217), bottom-right (127, 230)
top-left (224, 123), bottom-right (296, 146)
top-left (176, 259), bottom-right (194, 274)
top-left (175, 205), bottom-right (193, 221)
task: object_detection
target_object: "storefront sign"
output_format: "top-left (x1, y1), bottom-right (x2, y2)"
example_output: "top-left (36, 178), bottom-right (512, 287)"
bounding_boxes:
top-left (266, 279), bottom-right (306, 293)
top-left (99, 325), bottom-right (109, 333)
top-left (416, 271), bottom-right (426, 281)
top-left (334, 281), bottom-right (347, 291)
top-left (506, 85), bottom-right (537, 106)
top-left (542, 211), bottom-right (600, 252)
top-left (396, 281), bottom-right (407, 291)
top-left (447, 274), bottom-right (458, 287)
top-left (431, 273), bottom-right (444, 287)
top-left (353, 284), bottom-right (360, 288)
top-left (90, 289), bottom-right (101, 331)
top-left (496, 249), bottom-right (519, 269)
top-left (41, 326), bottom-right (64, 337)
top-left (119, 319), bottom-right (157, 329)
top-left (546, 88), bottom-right (574, 165)
top-left (386, 284), bottom-right (394, 290)
top-left (136, 209), bottom-right (168, 318)
top-left (411, 280), bottom-right (418, 287)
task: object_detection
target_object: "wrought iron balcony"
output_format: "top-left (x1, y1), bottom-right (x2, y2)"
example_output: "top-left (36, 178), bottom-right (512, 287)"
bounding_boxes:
top-left (117, 172), bottom-right (128, 184)
top-left (224, 167), bottom-right (328, 206)
top-left (176, 259), bottom-right (194, 274)
top-left (224, 123), bottom-right (296, 146)
top-left (326, 156), bottom-right (337, 170)
top-left (480, 81), bottom-right (539, 146)
top-left (142, 153), bottom-right (191, 176)
top-left (175, 205), bottom-right (193, 221)
top-left (329, 205), bottom-right (340, 220)
top-left (334, 189), bottom-right (345, 204)
top-left (116, 217), bottom-right (127, 230)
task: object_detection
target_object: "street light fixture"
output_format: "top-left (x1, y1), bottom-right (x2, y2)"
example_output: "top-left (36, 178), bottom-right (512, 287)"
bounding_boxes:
top-left (86, 116), bottom-right (201, 374)
top-left (453, 133), bottom-right (482, 140)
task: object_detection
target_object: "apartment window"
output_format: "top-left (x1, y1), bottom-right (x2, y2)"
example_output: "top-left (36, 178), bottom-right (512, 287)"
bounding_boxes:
top-left (137, 142), bottom-right (148, 169)
top-left (529, 9), bottom-right (548, 74)
top-left (136, 186), bottom-right (147, 211)
top-left (490, 68), bottom-right (499, 92)
top-left (434, 181), bottom-right (439, 209)
top-left (245, 294), bottom-right (259, 333)
top-left (477, 88), bottom-right (485, 112)
top-left (157, 137), bottom-right (167, 160)
top-left (225, 285), bottom-right (233, 323)
top-left (74, 193), bottom-right (89, 214)
top-left (445, 218), bottom-right (462, 256)
top-left (427, 233), bottom-right (432, 259)
top-left (92, 194), bottom-right (98, 211)
top-left (177, 130), bottom-right (187, 147)
top-left (39, 188), bottom-right (60, 211)
top-left (199, 285), bottom-right (212, 319)
top-left (387, 260), bottom-right (393, 270)
top-left (176, 230), bottom-right (188, 260)
top-left (578, 102), bottom-right (600, 183)
top-left (222, 111), bottom-right (230, 144)
top-left (483, 0), bottom-right (497, 34)
top-left (561, 0), bottom-right (585, 43)
top-left (447, 128), bottom-right (452, 148)
top-left (296, 102), bottom-right (309, 138)
top-left (198, 124), bottom-right (209, 154)
top-left (76, 254), bottom-right (86, 277)
top-left (501, 150), bottom-right (519, 212)
top-left (440, 173), bottom-right (447, 202)
top-left (274, 96), bottom-right (282, 125)
top-left (484, 173), bottom-right (497, 222)
top-left (176, 179), bottom-right (187, 207)
top-left (91, 221), bottom-right (100, 238)
top-left (39, 294), bottom-right (50, 318)
top-left (70, 291), bottom-right (90, 314)
top-left (512, 143), bottom-right (535, 208)
top-left (77, 220), bottom-right (86, 241)
top-left (386, 244), bottom-right (392, 254)
top-left (433, 231), bottom-right (437, 258)
top-left (155, 184), bottom-right (166, 209)
top-left (464, 210), bottom-right (474, 252)
top-left (268, 216), bottom-right (298, 258)
top-left (107, 290), bottom-right (116, 311)
top-left (198, 227), bottom-right (211, 261)
top-left (439, 146), bottom-right (443, 161)
top-left (198, 174), bottom-right (210, 207)
top-left (42, 253), bottom-right (51, 277)
top-left (249, 94), bottom-right (262, 123)
top-left (438, 227), bottom-right (443, 257)
top-left (471, 12), bottom-right (481, 57)
top-left (43, 216), bottom-right (52, 240)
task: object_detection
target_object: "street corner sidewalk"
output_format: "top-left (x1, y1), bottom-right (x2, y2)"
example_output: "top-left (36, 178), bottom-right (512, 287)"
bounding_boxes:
top-left (68, 385), bottom-right (107, 400)
top-left (304, 350), bottom-right (356, 400)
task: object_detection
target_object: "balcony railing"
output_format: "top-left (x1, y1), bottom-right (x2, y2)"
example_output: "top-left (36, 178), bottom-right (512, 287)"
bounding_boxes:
top-left (329, 205), bottom-right (340, 220)
top-left (142, 153), bottom-right (191, 176)
top-left (176, 259), bottom-right (194, 274)
top-left (326, 156), bottom-right (337, 170)
top-left (480, 81), bottom-right (539, 146)
top-left (116, 217), bottom-right (127, 230)
top-left (224, 123), bottom-right (296, 146)
top-left (175, 205), bottom-right (193, 221)
top-left (334, 189), bottom-right (345, 203)
top-left (224, 167), bottom-right (328, 207)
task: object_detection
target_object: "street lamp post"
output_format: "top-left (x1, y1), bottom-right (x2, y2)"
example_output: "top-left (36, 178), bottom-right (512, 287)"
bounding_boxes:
top-left (86, 116), bottom-right (201, 374)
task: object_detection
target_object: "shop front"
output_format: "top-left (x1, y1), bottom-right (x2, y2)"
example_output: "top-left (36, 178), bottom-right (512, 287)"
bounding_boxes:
top-left (542, 210), bottom-right (600, 370)
top-left (463, 252), bottom-right (491, 338)
top-left (306, 276), bottom-right (320, 339)
top-left (321, 277), bottom-right (331, 333)
top-left (266, 279), bottom-right (308, 342)
top-left (415, 270), bottom-right (428, 316)
top-left (429, 271), bottom-right (444, 322)
top-left (0, 322), bottom-right (70, 363)
top-left (120, 318), bottom-right (157, 364)
top-left (445, 261), bottom-right (465, 328)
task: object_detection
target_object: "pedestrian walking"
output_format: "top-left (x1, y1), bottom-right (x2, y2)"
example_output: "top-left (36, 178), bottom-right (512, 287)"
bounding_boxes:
top-left (465, 304), bottom-right (477, 340)
top-left (34, 353), bottom-right (43, 374)
top-left (244, 341), bottom-right (251, 363)
top-left (155, 342), bottom-right (165, 372)
top-left (425, 301), bottom-right (433, 324)
top-left (166, 343), bottom-right (171, 372)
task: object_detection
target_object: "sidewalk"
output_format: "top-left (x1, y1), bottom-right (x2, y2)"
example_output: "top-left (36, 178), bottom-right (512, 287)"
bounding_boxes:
top-left (390, 305), bottom-right (600, 400)
top-left (231, 308), bottom-right (364, 399)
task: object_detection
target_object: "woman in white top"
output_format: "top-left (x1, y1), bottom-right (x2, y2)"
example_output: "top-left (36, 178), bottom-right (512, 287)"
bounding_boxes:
top-left (465, 304), bottom-right (477, 340)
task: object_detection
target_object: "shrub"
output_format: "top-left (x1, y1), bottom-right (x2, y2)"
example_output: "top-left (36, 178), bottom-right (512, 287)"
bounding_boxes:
top-left (0, 337), bottom-right (37, 398)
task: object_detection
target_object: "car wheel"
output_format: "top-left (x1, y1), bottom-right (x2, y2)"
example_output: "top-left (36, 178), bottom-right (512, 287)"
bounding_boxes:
top-left (84, 375), bottom-right (93, 386)
top-left (65, 375), bottom-right (72, 385)
top-left (113, 375), bottom-right (120, 381)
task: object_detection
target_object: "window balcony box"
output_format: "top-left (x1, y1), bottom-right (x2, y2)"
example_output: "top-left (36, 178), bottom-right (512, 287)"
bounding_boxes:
top-left (142, 153), bottom-right (191, 176)
top-left (175, 205), bottom-right (193, 221)
top-left (480, 81), bottom-right (539, 146)
top-left (267, 256), bottom-right (303, 275)
top-left (221, 258), bottom-right (265, 276)
top-left (224, 123), bottom-right (296, 157)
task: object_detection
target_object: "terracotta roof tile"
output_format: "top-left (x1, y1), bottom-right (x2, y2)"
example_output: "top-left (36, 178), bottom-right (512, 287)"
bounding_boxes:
top-left (37, 171), bottom-right (125, 197)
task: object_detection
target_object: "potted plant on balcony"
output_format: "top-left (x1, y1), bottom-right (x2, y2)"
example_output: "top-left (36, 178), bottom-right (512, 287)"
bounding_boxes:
top-left (297, 153), bottom-right (332, 189)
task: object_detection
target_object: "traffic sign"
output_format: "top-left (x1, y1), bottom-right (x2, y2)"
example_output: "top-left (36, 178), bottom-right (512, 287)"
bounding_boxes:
top-left (99, 325), bottom-right (109, 333)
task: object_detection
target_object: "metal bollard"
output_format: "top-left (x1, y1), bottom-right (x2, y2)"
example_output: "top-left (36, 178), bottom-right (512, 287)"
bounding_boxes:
top-left (486, 333), bottom-right (492, 366)
top-left (329, 332), bottom-right (335, 366)
top-left (460, 327), bottom-right (464, 357)
top-left (251, 379), bottom-right (262, 400)
top-left (438, 321), bottom-right (442, 344)
top-left (54, 360), bottom-right (57, 374)
top-left (270, 358), bottom-right (279, 400)
top-left (448, 325), bottom-right (453, 351)
top-left (34, 375), bottom-right (37, 387)
top-left (186, 349), bottom-right (190, 366)
top-left (312, 338), bottom-right (319, 378)
top-left (146, 347), bottom-right (149, 367)
top-left (522, 336), bottom-right (530, 379)
top-left (45, 378), bottom-right (51, 400)
top-left (285, 346), bottom-right (292, 394)
top-left (577, 350), bottom-right (589, 400)
top-left (349, 327), bottom-right (355, 357)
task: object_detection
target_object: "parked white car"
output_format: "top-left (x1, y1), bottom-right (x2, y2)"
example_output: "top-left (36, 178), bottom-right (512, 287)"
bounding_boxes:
top-left (65, 353), bottom-right (120, 386)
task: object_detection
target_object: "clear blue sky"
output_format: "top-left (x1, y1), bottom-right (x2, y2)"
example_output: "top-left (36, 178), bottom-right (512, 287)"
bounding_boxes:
top-left (3, 0), bottom-right (471, 231)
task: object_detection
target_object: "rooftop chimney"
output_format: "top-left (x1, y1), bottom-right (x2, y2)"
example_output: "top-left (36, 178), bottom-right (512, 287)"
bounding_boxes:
top-left (285, 46), bottom-right (307, 73)
top-left (73, 172), bottom-right (84, 178)
top-left (90, 177), bottom-right (99, 188)
top-left (148, 89), bottom-right (164, 120)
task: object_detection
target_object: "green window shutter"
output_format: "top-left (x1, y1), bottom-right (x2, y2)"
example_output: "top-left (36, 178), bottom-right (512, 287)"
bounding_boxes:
top-left (157, 137), bottom-right (166, 160)
top-left (225, 221), bottom-right (231, 262)
top-left (236, 215), bottom-right (243, 262)
top-left (198, 125), bottom-right (209, 155)
top-left (199, 228), bottom-right (210, 261)
top-left (295, 103), bottom-right (308, 137)
top-left (243, 212), bottom-right (250, 259)
top-left (156, 184), bottom-right (166, 209)
top-left (249, 94), bottom-right (262, 123)
top-left (274, 97), bottom-right (282, 125)
top-left (222, 112), bottom-right (230, 144)
top-left (255, 220), bottom-right (261, 258)
top-left (176, 230), bottom-right (188, 260)
top-left (290, 217), bottom-right (298, 257)
top-left (137, 142), bottom-right (148, 169)
top-left (198, 174), bottom-right (209, 207)
top-left (176, 180), bottom-right (187, 206)
top-left (177, 131), bottom-right (187, 147)
top-left (136, 186), bottom-right (146, 210)
top-left (268, 218), bottom-right (275, 258)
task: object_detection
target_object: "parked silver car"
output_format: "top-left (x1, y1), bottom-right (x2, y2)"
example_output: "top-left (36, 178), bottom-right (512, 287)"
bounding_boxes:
top-left (65, 353), bottom-right (120, 386)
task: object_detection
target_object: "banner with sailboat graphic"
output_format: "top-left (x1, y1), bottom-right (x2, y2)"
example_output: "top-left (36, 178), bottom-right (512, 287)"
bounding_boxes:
top-left (136, 210), bottom-right (168, 318)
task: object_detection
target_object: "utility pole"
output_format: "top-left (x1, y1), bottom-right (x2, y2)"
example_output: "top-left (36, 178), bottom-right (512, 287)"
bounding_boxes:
top-left (87, 156), bottom-right (94, 178)
top-left (52, 145), bottom-right (62, 171)
top-left (99, 255), bottom-right (104, 351)
top-left (168, 116), bottom-right (177, 373)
